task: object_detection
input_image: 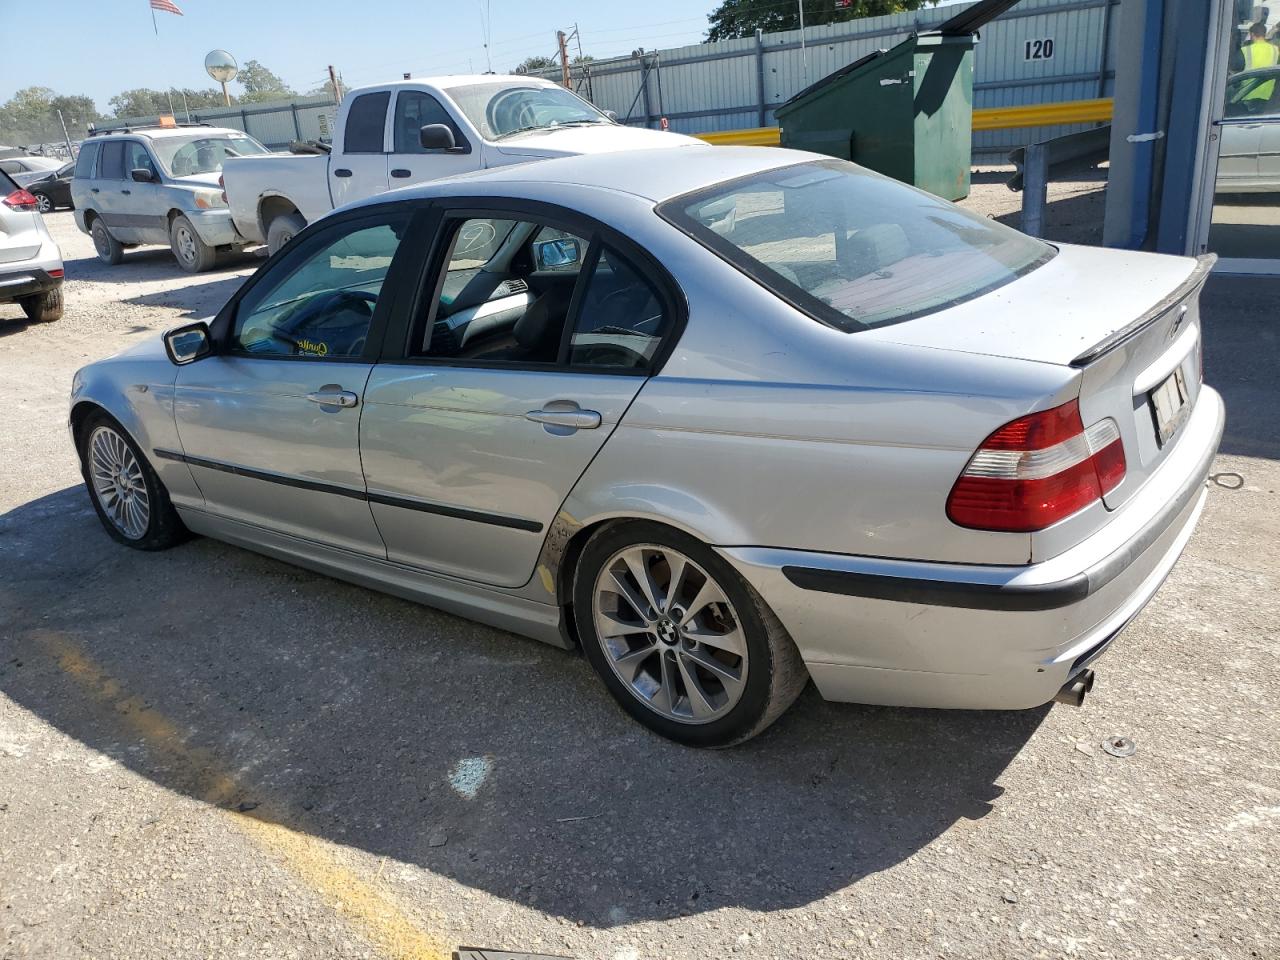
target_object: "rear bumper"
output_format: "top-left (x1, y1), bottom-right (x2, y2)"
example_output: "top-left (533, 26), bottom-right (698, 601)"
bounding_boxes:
top-left (721, 386), bottom-right (1225, 710)
top-left (0, 268), bottom-right (62, 304)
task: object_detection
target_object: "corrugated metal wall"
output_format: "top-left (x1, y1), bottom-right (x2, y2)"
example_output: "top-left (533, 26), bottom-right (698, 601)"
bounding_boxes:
top-left (97, 95), bottom-right (337, 151)
top-left (553, 0), bottom-right (1118, 160)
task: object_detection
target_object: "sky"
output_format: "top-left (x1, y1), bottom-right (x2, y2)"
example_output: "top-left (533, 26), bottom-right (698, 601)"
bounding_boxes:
top-left (2, 0), bottom-right (731, 112)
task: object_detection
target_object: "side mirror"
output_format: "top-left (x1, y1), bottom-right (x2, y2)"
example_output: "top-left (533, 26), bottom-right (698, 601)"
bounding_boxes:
top-left (533, 236), bottom-right (582, 270)
top-left (419, 123), bottom-right (458, 151)
top-left (164, 321), bottom-right (213, 365)
top-left (604, 110), bottom-right (619, 122)
top-left (130, 167), bottom-right (155, 183)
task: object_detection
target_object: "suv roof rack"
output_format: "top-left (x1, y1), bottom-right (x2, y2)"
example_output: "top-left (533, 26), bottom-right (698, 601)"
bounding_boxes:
top-left (86, 121), bottom-right (214, 137)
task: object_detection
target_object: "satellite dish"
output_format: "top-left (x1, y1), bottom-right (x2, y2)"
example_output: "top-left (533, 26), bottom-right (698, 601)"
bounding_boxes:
top-left (204, 50), bottom-right (239, 84)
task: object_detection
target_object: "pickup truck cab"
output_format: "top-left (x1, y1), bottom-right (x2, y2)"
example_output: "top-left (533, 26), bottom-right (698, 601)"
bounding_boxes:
top-left (224, 75), bottom-right (701, 253)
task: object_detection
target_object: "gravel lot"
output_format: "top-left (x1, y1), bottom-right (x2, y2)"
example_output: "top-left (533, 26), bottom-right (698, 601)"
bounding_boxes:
top-left (1, 190), bottom-right (1277, 960)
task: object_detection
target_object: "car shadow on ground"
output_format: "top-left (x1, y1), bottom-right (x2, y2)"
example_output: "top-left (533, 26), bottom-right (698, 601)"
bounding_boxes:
top-left (62, 244), bottom-right (262, 286)
top-left (0, 485), bottom-right (1047, 927)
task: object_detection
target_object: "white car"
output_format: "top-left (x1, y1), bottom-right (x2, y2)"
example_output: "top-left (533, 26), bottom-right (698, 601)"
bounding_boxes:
top-left (0, 155), bottom-right (65, 189)
top-left (1217, 66), bottom-right (1280, 192)
top-left (0, 169), bottom-right (64, 321)
top-left (223, 75), bottom-right (700, 254)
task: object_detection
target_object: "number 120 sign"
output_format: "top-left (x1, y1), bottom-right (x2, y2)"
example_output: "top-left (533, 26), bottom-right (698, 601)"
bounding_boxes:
top-left (1025, 37), bottom-right (1055, 60)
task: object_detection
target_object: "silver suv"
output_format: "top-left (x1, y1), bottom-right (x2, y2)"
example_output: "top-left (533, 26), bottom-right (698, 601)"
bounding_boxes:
top-left (0, 169), bottom-right (64, 322)
top-left (71, 124), bottom-right (271, 273)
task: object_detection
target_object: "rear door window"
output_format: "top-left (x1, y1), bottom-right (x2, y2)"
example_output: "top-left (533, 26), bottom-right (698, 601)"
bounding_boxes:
top-left (344, 92), bottom-right (390, 153)
top-left (659, 159), bottom-right (1054, 330)
top-left (569, 248), bottom-right (668, 370)
top-left (98, 141), bottom-right (126, 180)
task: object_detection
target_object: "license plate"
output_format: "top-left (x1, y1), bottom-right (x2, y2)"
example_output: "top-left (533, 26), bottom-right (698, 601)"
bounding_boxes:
top-left (1149, 367), bottom-right (1189, 446)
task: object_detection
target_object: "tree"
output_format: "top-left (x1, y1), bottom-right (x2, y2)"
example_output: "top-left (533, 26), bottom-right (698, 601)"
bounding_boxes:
top-left (109, 88), bottom-right (228, 119)
top-left (305, 73), bottom-right (345, 101)
top-left (706, 0), bottom-right (938, 42)
top-left (0, 86), bottom-right (104, 145)
top-left (236, 59), bottom-right (296, 103)
top-left (514, 55), bottom-right (556, 74)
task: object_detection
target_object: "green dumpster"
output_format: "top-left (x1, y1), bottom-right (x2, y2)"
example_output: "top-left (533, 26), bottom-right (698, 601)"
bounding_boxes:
top-left (775, 0), bottom-right (1024, 201)
top-left (775, 33), bottom-right (976, 201)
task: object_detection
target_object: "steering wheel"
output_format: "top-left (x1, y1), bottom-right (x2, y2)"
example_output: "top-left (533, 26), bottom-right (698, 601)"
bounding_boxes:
top-left (274, 289), bottom-right (378, 355)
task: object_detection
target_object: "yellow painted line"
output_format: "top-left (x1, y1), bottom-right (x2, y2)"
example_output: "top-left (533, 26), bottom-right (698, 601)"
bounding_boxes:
top-left (37, 630), bottom-right (450, 960)
top-left (695, 98), bottom-right (1114, 145)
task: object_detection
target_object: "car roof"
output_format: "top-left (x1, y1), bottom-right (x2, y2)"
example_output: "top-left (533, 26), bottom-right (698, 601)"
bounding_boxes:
top-left (93, 126), bottom-right (248, 141)
top-left (369, 74), bottom-right (560, 91)
top-left (383, 145), bottom-right (816, 206)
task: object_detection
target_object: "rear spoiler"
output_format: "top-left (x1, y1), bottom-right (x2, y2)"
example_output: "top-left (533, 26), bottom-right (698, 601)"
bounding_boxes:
top-left (1070, 254), bottom-right (1217, 367)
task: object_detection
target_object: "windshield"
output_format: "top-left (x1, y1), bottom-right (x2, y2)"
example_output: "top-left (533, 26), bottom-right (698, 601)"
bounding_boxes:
top-left (150, 133), bottom-right (270, 178)
top-left (443, 82), bottom-right (610, 139)
top-left (659, 159), bottom-right (1055, 331)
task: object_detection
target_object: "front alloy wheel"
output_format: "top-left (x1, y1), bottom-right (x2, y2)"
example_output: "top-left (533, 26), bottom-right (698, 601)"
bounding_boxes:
top-left (87, 424), bottom-right (151, 540)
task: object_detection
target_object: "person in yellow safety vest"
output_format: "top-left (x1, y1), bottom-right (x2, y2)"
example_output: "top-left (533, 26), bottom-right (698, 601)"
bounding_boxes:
top-left (1241, 22), bottom-right (1280, 105)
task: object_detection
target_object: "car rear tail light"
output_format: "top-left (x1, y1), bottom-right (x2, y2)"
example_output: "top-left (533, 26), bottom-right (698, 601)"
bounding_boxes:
top-left (946, 399), bottom-right (1126, 532)
top-left (2, 188), bottom-right (39, 211)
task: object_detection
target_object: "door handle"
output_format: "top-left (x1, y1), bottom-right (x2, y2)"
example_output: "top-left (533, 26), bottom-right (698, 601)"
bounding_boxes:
top-left (306, 390), bottom-right (359, 408)
top-left (390, 168), bottom-right (411, 178)
top-left (121, 189), bottom-right (131, 195)
top-left (525, 402), bottom-right (601, 432)
top-left (90, 187), bottom-right (99, 193)
top-left (333, 168), bottom-right (352, 178)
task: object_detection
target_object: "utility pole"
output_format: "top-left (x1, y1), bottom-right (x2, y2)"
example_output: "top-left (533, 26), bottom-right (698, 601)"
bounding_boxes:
top-left (328, 65), bottom-right (343, 102)
top-left (56, 109), bottom-right (74, 157)
top-left (798, 0), bottom-right (809, 87)
top-left (557, 29), bottom-right (572, 89)
top-left (181, 91), bottom-right (191, 122)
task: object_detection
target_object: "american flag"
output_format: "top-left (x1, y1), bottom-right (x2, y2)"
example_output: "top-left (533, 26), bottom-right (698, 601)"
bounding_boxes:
top-left (150, 0), bottom-right (183, 15)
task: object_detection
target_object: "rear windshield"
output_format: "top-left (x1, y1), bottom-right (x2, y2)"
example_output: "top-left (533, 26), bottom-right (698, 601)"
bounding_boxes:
top-left (0, 169), bottom-right (17, 194)
top-left (150, 133), bottom-right (270, 177)
top-left (657, 159), bottom-right (1054, 331)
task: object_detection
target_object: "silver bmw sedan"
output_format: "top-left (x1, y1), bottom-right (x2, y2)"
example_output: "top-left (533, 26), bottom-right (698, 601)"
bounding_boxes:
top-left (70, 146), bottom-right (1224, 747)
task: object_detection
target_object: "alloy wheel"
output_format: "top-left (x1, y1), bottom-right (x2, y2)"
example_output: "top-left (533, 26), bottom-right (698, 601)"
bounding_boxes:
top-left (92, 223), bottom-right (111, 257)
top-left (175, 223), bottom-right (198, 266)
top-left (88, 425), bottom-right (150, 540)
top-left (35, 194), bottom-right (52, 213)
top-left (592, 544), bottom-right (748, 724)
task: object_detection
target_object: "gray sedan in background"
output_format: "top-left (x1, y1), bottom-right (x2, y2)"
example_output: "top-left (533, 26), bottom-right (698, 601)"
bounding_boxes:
top-left (69, 147), bottom-right (1223, 746)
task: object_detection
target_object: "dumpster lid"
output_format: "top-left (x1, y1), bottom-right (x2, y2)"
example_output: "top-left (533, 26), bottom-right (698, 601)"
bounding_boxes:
top-left (778, 47), bottom-right (889, 111)
top-left (934, 0), bottom-right (1023, 36)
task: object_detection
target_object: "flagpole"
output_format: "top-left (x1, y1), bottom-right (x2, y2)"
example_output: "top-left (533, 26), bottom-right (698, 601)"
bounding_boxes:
top-left (151, 4), bottom-right (158, 35)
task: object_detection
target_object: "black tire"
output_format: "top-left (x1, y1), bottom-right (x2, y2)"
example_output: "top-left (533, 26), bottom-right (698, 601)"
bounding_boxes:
top-left (77, 410), bottom-right (187, 551)
top-left (90, 217), bottom-right (123, 265)
top-left (266, 212), bottom-right (306, 256)
top-left (170, 214), bottom-right (219, 273)
top-left (573, 520), bottom-right (808, 747)
top-left (33, 192), bottom-right (53, 214)
top-left (20, 284), bottom-right (63, 322)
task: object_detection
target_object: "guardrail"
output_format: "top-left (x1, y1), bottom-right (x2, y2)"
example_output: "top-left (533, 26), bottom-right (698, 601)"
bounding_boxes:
top-left (694, 97), bottom-right (1115, 145)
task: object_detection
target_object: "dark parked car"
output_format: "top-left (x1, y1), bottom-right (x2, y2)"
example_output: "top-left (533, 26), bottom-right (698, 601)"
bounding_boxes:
top-left (28, 161), bottom-right (75, 213)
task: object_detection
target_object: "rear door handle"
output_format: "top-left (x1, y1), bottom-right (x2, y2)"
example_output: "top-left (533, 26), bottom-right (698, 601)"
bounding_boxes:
top-left (525, 402), bottom-right (601, 433)
top-left (306, 390), bottom-right (359, 408)
top-left (333, 168), bottom-right (352, 178)
top-left (121, 189), bottom-right (131, 195)
top-left (390, 168), bottom-right (411, 178)
top-left (90, 187), bottom-right (99, 193)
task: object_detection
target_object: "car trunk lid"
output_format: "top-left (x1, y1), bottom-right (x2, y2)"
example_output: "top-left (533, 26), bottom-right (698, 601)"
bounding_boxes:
top-left (0, 171), bottom-right (41, 264)
top-left (863, 244), bottom-right (1212, 509)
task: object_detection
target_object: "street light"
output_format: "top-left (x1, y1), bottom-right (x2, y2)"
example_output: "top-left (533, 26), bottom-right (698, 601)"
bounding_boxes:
top-left (205, 49), bottom-right (238, 107)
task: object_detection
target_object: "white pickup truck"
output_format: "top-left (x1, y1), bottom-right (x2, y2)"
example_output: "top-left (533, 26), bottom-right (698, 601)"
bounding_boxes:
top-left (224, 75), bottom-right (701, 253)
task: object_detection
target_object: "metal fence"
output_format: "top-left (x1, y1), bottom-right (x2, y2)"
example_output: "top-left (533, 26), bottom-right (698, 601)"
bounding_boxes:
top-left (97, 95), bottom-right (338, 150)
top-left (93, 0), bottom-right (1116, 161)
top-left (543, 0), bottom-right (1118, 160)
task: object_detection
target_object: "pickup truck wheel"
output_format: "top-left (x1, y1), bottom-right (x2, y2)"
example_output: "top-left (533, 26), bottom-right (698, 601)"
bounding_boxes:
top-left (266, 212), bottom-right (306, 256)
top-left (170, 215), bottom-right (218, 273)
top-left (90, 219), bottom-right (123, 265)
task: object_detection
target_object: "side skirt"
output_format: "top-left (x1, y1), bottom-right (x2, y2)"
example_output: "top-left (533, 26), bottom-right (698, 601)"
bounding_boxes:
top-left (176, 506), bottom-right (571, 650)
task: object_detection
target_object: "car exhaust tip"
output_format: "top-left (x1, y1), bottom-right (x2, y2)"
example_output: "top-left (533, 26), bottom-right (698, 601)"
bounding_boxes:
top-left (1053, 668), bottom-right (1095, 707)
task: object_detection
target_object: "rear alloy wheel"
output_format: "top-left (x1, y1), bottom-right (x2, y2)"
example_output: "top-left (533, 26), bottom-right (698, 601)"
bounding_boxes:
top-left (170, 214), bottom-right (219, 273)
top-left (575, 521), bottom-right (807, 747)
top-left (90, 218), bottom-right (123, 265)
top-left (78, 412), bottom-right (187, 550)
top-left (34, 192), bottom-right (53, 213)
top-left (20, 285), bottom-right (63, 322)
